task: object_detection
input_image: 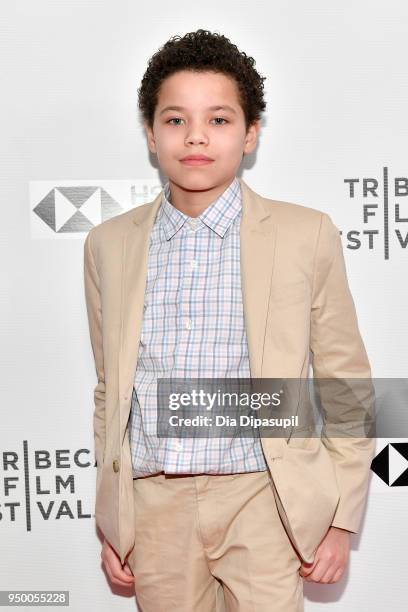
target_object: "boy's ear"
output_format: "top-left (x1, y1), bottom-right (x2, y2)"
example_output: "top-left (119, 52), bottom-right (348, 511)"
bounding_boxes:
top-left (144, 121), bottom-right (157, 154)
top-left (243, 119), bottom-right (261, 155)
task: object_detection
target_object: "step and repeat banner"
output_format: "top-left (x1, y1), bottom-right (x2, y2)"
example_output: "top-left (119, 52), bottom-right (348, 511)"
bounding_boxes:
top-left (1, 1), bottom-right (407, 611)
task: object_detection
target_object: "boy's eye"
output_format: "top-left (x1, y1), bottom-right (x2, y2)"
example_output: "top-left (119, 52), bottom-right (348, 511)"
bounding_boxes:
top-left (166, 117), bottom-right (228, 125)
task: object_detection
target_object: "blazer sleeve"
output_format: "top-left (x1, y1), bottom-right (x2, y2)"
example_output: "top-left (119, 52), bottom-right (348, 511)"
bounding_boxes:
top-left (310, 212), bottom-right (376, 533)
top-left (83, 229), bottom-right (106, 493)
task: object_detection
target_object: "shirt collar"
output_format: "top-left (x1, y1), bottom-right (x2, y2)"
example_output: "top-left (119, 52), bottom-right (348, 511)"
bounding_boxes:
top-left (158, 176), bottom-right (242, 240)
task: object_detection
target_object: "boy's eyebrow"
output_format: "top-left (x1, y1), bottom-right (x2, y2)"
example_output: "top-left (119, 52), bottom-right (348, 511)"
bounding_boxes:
top-left (159, 105), bottom-right (237, 115)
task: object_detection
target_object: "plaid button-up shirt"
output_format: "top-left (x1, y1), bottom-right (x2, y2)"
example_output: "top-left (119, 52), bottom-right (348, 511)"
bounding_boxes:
top-left (129, 176), bottom-right (268, 477)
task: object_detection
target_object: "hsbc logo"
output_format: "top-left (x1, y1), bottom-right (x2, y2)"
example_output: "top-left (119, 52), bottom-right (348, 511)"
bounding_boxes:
top-left (32, 186), bottom-right (123, 233)
top-left (29, 180), bottom-right (161, 237)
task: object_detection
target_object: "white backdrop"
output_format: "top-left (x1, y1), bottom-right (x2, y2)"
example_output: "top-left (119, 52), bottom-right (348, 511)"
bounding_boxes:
top-left (1, 1), bottom-right (407, 610)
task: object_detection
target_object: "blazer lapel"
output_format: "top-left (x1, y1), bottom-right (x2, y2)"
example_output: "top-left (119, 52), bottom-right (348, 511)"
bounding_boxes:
top-left (118, 178), bottom-right (277, 439)
top-left (118, 191), bottom-right (162, 431)
top-left (239, 179), bottom-right (277, 378)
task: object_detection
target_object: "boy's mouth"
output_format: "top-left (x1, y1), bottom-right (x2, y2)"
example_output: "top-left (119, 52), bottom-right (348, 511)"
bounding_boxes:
top-left (180, 155), bottom-right (214, 166)
top-left (180, 157), bottom-right (214, 166)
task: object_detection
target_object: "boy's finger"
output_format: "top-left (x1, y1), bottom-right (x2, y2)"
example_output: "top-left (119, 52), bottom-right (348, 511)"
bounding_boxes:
top-left (109, 566), bottom-right (135, 585)
top-left (111, 565), bottom-right (135, 582)
top-left (106, 552), bottom-right (135, 583)
top-left (123, 563), bottom-right (134, 576)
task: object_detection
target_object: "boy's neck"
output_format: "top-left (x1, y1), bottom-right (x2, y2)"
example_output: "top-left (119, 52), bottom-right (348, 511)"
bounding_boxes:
top-left (166, 176), bottom-right (237, 218)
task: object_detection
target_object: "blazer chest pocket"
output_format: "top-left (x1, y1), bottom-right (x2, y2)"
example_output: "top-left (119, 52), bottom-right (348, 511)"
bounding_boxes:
top-left (270, 279), bottom-right (307, 308)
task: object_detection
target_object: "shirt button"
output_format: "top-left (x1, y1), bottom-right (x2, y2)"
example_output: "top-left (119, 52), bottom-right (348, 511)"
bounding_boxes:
top-left (175, 442), bottom-right (183, 451)
top-left (189, 218), bottom-right (198, 230)
top-left (189, 259), bottom-right (197, 271)
top-left (185, 318), bottom-right (192, 330)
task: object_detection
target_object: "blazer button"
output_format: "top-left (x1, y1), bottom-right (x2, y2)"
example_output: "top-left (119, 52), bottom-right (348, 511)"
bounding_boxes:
top-left (113, 459), bottom-right (120, 473)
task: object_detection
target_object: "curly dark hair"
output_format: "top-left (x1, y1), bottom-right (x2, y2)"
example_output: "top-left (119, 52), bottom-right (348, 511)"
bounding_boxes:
top-left (137, 29), bottom-right (267, 132)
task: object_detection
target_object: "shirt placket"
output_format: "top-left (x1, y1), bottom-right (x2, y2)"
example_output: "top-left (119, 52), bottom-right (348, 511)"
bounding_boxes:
top-left (166, 217), bottom-right (200, 468)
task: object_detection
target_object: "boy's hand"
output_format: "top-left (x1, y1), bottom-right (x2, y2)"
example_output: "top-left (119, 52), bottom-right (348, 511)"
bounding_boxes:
top-left (299, 527), bottom-right (350, 584)
top-left (101, 538), bottom-right (135, 587)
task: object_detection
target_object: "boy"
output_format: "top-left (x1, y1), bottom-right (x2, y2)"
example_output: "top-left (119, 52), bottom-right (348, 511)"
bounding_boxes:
top-left (83, 29), bottom-right (375, 611)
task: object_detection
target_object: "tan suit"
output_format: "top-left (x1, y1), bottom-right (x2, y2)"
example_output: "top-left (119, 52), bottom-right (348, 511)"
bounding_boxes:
top-left (83, 177), bottom-right (375, 568)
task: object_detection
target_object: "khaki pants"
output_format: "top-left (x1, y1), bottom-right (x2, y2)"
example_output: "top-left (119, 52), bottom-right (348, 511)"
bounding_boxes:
top-left (127, 469), bottom-right (304, 611)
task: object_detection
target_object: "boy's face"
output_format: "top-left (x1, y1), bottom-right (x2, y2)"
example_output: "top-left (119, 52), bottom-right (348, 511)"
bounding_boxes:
top-left (145, 70), bottom-right (260, 193)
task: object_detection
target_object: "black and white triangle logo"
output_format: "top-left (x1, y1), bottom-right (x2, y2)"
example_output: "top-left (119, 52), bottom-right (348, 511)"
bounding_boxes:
top-left (371, 443), bottom-right (408, 486)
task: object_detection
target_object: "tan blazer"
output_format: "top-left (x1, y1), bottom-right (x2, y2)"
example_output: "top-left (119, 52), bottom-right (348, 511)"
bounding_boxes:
top-left (83, 177), bottom-right (375, 565)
